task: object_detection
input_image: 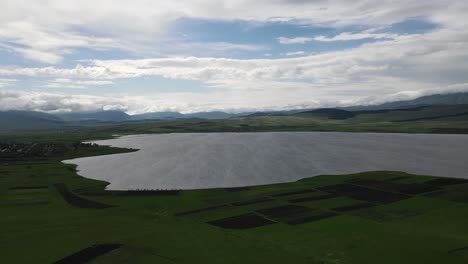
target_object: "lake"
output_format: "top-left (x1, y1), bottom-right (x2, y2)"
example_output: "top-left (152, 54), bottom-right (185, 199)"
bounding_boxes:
top-left (63, 132), bottom-right (468, 190)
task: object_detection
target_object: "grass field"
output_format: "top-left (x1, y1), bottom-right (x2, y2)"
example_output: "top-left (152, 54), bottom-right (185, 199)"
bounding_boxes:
top-left (1, 108), bottom-right (468, 263)
top-left (2, 143), bottom-right (468, 263)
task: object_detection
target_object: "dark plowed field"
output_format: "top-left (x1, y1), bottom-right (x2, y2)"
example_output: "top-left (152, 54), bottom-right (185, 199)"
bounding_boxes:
top-left (425, 178), bottom-right (468, 186)
top-left (53, 183), bottom-right (113, 209)
top-left (286, 212), bottom-right (338, 225)
top-left (319, 184), bottom-right (410, 204)
top-left (386, 176), bottom-right (410, 182)
top-left (332, 203), bottom-right (376, 212)
top-left (53, 244), bottom-right (123, 264)
top-left (349, 179), bottom-right (441, 194)
top-left (289, 193), bottom-right (340, 203)
top-left (208, 213), bottom-right (275, 229)
top-left (271, 189), bottom-right (316, 197)
top-left (175, 204), bottom-right (230, 216)
top-left (232, 197), bottom-right (273, 206)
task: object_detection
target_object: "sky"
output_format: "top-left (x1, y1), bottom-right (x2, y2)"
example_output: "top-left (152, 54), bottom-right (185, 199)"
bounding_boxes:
top-left (0, 1), bottom-right (467, 114)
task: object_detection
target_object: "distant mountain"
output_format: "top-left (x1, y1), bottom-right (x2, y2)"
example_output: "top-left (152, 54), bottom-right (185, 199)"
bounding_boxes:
top-left (345, 92), bottom-right (468, 111)
top-left (58, 111), bottom-right (131, 122)
top-left (2, 92), bottom-right (468, 131)
top-left (242, 110), bottom-right (301, 118)
top-left (0, 111), bottom-right (65, 130)
top-left (294, 108), bottom-right (356, 120)
top-left (131, 112), bottom-right (185, 120)
top-left (131, 111), bottom-right (244, 120)
top-left (185, 111), bottom-right (241, 119)
top-left (244, 112), bottom-right (278, 117)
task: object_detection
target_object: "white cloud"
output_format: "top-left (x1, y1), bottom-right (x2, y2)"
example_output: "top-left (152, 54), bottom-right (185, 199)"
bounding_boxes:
top-left (1, 82), bottom-right (468, 114)
top-left (277, 37), bottom-right (314, 44)
top-left (11, 47), bottom-right (64, 65)
top-left (159, 41), bottom-right (266, 57)
top-left (0, 20), bottom-right (264, 63)
top-left (313, 31), bottom-right (398, 42)
top-left (176, 42), bottom-right (263, 52)
top-left (42, 78), bottom-right (113, 89)
top-left (278, 31), bottom-right (399, 45)
top-left (283, 51), bottom-right (306, 56)
top-left (0, 1), bottom-right (468, 112)
top-left (1, 1), bottom-right (466, 63)
top-left (0, 21), bottom-right (125, 64)
top-left (0, 78), bottom-right (16, 88)
top-left (2, 26), bottom-right (467, 89)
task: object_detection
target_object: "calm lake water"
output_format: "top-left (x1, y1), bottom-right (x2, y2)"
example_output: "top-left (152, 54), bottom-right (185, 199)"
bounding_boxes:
top-left (63, 132), bottom-right (468, 190)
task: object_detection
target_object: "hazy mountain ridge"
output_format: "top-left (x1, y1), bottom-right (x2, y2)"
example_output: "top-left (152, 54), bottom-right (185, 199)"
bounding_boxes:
top-left (1, 92), bottom-right (467, 131)
top-left (131, 112), bottom-right (185, 120)
top-left (0, 111), bottom-right (66, 130)
top-left (343, 92), bottom-right (468, 111)
top-left (58, 111), bottom-right (131, 122)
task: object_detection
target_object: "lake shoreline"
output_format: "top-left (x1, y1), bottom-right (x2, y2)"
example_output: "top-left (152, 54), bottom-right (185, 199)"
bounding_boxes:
top-left (64, 132), bottom-right (468, 190)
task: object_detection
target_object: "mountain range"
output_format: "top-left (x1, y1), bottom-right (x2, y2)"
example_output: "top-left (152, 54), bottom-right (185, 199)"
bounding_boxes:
top-left (343, 92), bottom-right (468, 111)
top-left (1, 92), bottom-right (467, 131)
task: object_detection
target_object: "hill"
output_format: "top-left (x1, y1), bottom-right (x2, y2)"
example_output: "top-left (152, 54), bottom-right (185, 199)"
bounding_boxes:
top-left (345, 92), bottom-right (468, 111)
top-left (58, 111), bottom-right (131, 122)
top-left (0, 111), bottom-right (65, 130)
top-left (131, 112), bottom-right (185, 120)
top-left (131, 111), bottom-right (243, 120)
top-left (294, 108), bottom-right (356, 120)
top-left (1, 92), bottom-right (468, 131)
top-left (186, 111), bottom-right (240, 119)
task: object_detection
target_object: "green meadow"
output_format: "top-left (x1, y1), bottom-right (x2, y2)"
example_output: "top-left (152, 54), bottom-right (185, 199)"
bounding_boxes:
top-left (2, 106), bottom-right (468, 263)
top-left (1, 143), bottom-right (468, 263)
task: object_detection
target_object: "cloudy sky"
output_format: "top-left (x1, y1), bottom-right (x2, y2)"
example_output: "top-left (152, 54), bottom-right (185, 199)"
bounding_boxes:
top-left (1, 0), bottom-right (467, 114)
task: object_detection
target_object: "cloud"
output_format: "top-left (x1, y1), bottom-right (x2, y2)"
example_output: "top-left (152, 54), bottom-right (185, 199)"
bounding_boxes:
top-left (0, 21), bottom-right (124, 64)
top-left (18, 49), bottom-right (64, 65)
top-left (1, 1), bottom-right (466, 63)
top-left (2, 82), bottom-right (468, 114)
top-left (278, 31), bottom-right (399, 45)
top-left (277, 37), bottom-right (314, 44)
top-left (0, 78), bottom-right (16, 88)
top-left (313, 31), bottom-right (398, 42)
top-left (283, 51), bottom-right (306, 56)
top-left (0, 0), bottom-right (468, 112)
top-left (0, 20), bottom-right (264, 63)
top-left (2, 25), bottom-right (467, 88)
top-left (0, 90), bottom-right (132, 113)
top-left (42, 78), bottom-right (113, 89)
top-left (159, 41), bottom-right (266, 57)
top-left (0, 20), bottom-right (466, 113)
